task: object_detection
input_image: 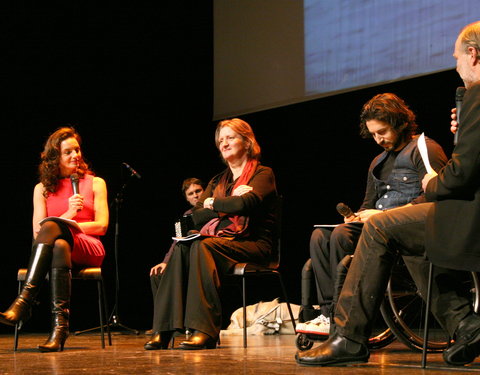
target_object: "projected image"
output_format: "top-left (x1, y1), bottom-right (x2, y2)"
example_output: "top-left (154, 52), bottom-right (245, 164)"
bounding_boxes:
top-left (305, 0), bottom-right (480, 95)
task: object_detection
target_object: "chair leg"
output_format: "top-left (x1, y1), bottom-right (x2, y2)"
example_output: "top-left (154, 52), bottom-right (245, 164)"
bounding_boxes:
top-left (101, 279), bottom-right (112, 346)
top-left (13, 279), bottom-right (22, 351)
top-left (421, 262), bottom-right (434, 368)
top-left (97, 278), bottom-right (112, 347)
top-left (242, 276), bottom-right (247, 348)
top-left (276, 272), bottom-right (296, 331)
top-left (97, 280), bottom-right (106, 349)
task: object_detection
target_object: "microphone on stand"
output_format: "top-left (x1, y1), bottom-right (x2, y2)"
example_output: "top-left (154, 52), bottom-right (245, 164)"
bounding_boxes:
top-left (70, 173), bottom-right (81, 212)
top-left (336, 202), bottom-right (357, 220)
top-left (454, 86), bottom-right (466, 146)
top-left (122, 162), bottom-right (142, 179)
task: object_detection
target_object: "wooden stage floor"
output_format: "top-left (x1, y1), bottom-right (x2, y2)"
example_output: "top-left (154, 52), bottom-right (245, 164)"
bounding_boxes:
top-left (1, 332), bottom-right (480, 374)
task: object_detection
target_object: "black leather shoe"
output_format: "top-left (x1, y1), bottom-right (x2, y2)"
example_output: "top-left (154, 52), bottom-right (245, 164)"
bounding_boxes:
top-left (179, 331), bottom-right (217, 350)
top-left (443, 313), bottom-right (480, 366)
top-left (295, 332), bottom-right (369, 366)
top-left (144, 332), bottom-right (173, 350)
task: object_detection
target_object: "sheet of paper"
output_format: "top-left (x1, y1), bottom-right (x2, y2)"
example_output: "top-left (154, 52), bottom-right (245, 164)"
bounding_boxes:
top-left (314, 222), bottom-right (363, 228)
top-left (417, 133), bottom-right (434, 174)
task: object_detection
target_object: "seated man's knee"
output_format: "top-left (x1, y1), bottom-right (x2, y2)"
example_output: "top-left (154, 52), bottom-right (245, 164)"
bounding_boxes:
top-left (310, 228), bottom-right (323, 243)
top-left (363, 212), bottom-right (389, 233)
top-left (330, 225), bottom-right (357, 255)
top-left (310, 228), bottom-right (330, 255)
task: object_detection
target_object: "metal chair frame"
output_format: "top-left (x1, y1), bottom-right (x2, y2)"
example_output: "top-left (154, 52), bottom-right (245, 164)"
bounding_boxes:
top-left (13, 267), bottom-right (112, 351)
top-left (228, 195), bottom-right (297, 348)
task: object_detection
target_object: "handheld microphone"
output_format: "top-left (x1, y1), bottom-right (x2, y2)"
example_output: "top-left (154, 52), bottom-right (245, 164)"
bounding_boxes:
top-left (123, 162), bottom-right (142, 179)
top-left (454, 86), bottom-right (466, 146)
top-left (70, 173), bottom-right (80, 195)
top-left (70, 173), bottom-right (81, 212)
top-left (336, 202), bottom-right (356, 219)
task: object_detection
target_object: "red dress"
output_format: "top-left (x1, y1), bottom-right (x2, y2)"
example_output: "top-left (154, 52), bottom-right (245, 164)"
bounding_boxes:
top-left (46, 174), bottom-right (105, 267)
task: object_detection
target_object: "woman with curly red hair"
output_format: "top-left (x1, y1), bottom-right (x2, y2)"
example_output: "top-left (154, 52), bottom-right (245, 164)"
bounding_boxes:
top-left (0, 127), bottom-right (109, 352)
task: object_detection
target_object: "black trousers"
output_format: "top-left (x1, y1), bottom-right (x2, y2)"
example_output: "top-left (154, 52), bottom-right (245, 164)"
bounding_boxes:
top-left (335, 203), bottom-right (472, 344)
top-left (151, 237), bottom-right (271, 338)
top-left (309, 224), bottom-right (363, 311)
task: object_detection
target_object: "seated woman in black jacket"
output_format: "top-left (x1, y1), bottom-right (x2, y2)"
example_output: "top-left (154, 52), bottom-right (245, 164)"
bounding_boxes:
top-left (145, 118), bottom-right (277, 350)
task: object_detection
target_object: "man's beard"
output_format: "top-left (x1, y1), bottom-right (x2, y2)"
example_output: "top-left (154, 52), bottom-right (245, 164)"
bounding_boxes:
top-left (382, 132), bottom-right (407, 152)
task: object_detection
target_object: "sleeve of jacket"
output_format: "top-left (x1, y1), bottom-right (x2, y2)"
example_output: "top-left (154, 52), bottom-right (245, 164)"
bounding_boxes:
top-left (359, 156), bottom-right (380, 211)
top-left (410, 137), bottom-right (448, 204)
top-left (426, 83), bottom-right (480, 201)
top-left (212, 166), bottom-right (276, 214)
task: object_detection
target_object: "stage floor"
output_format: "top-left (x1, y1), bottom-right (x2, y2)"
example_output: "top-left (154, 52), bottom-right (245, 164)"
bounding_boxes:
top-left (1, 332), bottom-right (480, 374)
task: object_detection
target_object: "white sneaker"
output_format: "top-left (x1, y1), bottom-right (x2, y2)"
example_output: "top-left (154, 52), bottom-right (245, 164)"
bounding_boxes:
top-left (296, 314), bottom-right (330, 336)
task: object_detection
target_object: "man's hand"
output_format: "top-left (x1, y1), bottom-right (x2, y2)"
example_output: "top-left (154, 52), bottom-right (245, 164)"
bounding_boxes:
top-left (355, 209), bottom-right (383, 222)
top-left (451, 107), bottom-right (458, 134)
top-left (150, 263), bottom-right (167, 276)
top-left (422, 170), bottom-right (438, 191)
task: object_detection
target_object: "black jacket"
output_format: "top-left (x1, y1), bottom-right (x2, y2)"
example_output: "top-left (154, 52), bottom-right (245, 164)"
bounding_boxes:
top-left (426, 82), bottom-right (480, 271)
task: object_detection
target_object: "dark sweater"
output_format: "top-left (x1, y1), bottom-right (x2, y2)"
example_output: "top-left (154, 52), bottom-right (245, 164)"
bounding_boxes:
top-left (192, 165), bottom-right (277, 246)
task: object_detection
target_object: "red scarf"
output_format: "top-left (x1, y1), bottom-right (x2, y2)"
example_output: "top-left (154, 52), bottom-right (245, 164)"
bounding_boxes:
top-left (200, 159), bottom-right (258, 238)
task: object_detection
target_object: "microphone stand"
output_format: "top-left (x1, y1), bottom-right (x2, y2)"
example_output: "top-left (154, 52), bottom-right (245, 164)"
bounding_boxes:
top-left (107, 178), bottom-right (140, 334)
top-left (75, 172), bottom-right (139, 336)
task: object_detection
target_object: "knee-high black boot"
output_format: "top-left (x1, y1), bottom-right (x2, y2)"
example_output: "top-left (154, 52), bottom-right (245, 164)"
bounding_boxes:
top-left (38, 267), bottom-right (71, 352)
top-left (0, 243), bottom-right (53, 328)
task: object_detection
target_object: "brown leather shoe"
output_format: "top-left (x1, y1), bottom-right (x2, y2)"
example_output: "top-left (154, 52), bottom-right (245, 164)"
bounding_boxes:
top-left (179, 331), bottom-right (217, 350)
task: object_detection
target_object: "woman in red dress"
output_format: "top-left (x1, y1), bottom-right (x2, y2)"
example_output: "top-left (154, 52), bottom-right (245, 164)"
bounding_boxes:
top-left (0, 127), bottom-right (109, 352)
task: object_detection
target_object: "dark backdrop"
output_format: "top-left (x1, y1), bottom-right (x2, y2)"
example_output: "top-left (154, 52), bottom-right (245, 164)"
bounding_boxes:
top-left (0, 3), bottom-right (463, 334)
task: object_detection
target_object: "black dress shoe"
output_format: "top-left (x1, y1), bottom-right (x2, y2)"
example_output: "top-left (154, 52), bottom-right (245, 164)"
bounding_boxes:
top-left (179, 331), bottom-right (217, 350)
top-left (443, 313), bottom-right (480, 366)
top-left (144, 331), bottom-right (173, 350)
top-left (295, 332), bottom-right (369, 366)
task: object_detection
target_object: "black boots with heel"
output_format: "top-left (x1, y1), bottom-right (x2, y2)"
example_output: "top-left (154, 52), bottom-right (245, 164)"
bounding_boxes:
top-left (38, 267), bottom-right (71, 352)
top-left (0, 243), bottom-right (53, 328)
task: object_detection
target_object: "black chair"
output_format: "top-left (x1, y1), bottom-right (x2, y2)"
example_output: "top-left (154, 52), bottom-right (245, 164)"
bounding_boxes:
top-left (421, 263), bottom-right (480, 368)
top-left (229, 196), bottom-right (297, 348)
top-left (14, 267), bottom-right (112, 351)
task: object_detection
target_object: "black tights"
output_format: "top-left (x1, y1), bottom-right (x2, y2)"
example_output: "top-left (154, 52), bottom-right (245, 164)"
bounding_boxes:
top-left (34, 220), bottom-right (73, 269)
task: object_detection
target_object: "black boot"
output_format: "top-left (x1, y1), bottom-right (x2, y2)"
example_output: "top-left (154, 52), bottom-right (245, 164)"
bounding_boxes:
top-left (144, 331), bottom-right (174, 350)
top-left (179, 330), bottom-right (218, 350)
top-left (0, 243), bottom-right (53, 328)
top-left (38, 268), bottom-right (71, 352)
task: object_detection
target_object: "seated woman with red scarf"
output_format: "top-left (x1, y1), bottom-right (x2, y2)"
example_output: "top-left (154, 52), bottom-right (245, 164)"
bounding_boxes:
top-left (145, 118), bottom-right (278, 350)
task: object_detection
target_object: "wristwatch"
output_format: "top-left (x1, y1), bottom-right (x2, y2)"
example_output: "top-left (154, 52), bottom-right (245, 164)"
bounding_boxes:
top-left (206, 197), bottom-right (215, 210)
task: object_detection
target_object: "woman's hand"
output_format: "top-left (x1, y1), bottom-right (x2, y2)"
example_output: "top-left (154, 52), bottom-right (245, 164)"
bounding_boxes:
top-left (68, 193), bottom-right (84, 215)
top-left (451, 107), bottom-right (458, 134)
top-left (233, 185), bottom-right (253, 196)
top-left (150, 263), bottom-right (167, 276)
top-left (204, 197), bottom-right (215, 210)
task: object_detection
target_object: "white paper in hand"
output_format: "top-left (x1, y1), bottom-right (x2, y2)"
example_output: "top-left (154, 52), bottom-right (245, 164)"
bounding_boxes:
top-left (417, 133), bottom-right (434, 174)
